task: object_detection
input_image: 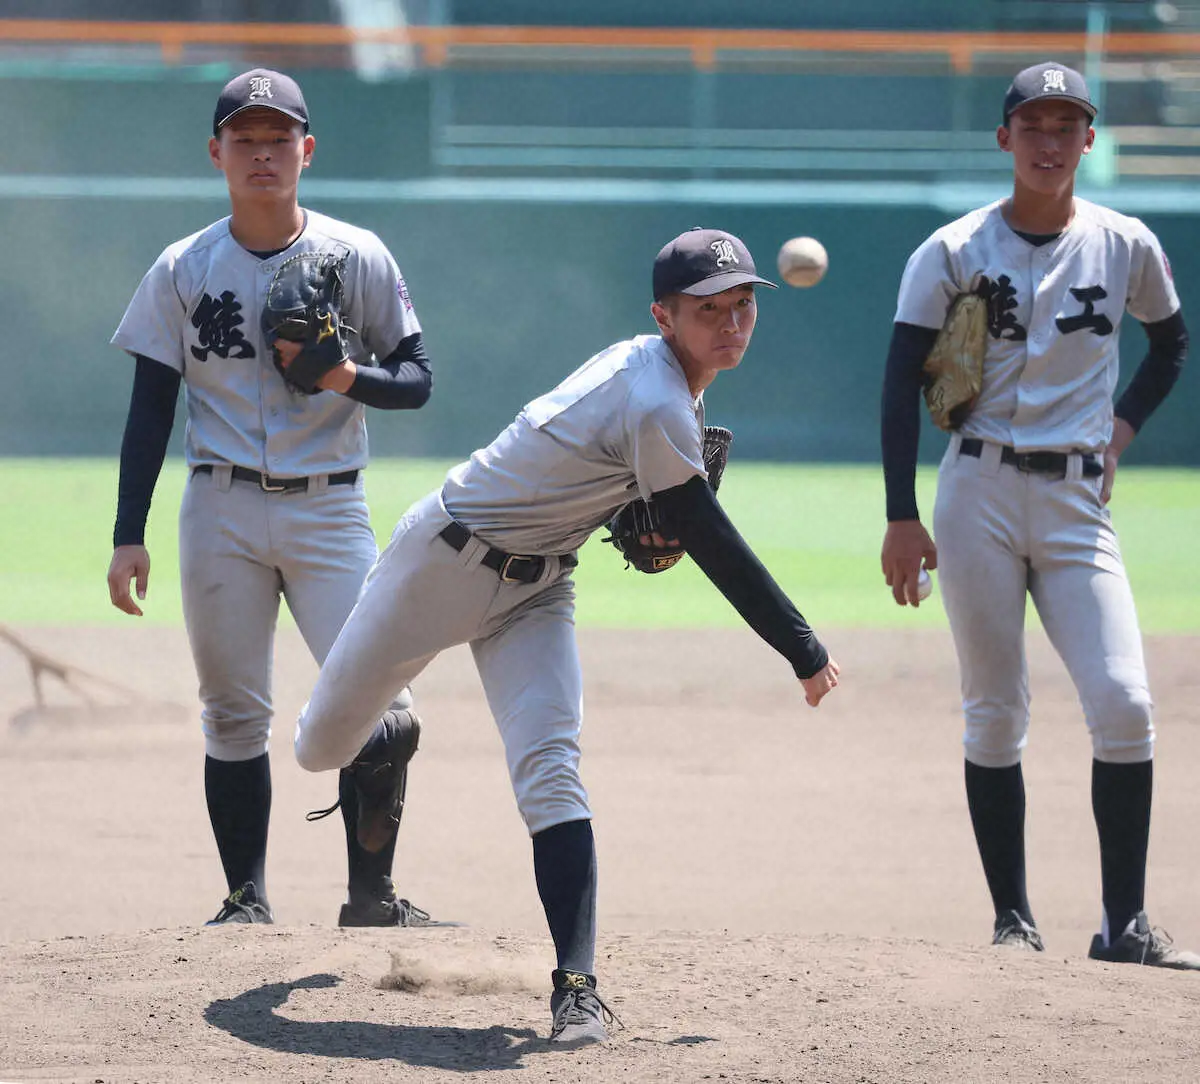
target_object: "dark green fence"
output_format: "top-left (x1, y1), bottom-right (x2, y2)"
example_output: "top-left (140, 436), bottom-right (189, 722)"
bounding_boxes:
top-left (3, 70), bottom-right (1196, 465)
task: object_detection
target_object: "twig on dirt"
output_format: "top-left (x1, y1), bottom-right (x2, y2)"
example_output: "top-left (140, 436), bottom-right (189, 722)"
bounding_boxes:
top-left (0, 624), bottom-right (147, 708)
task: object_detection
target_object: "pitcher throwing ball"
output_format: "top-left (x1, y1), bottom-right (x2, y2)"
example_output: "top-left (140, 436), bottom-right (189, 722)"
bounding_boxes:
top-left (880, 63), bottom-right (1196, 967)
top-left (293, 227), bottom-right (840, 1044)
top-left (106, 69), bottom-right (438, 930)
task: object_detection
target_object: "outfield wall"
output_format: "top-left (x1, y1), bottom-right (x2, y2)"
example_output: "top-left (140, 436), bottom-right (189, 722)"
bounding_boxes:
top-left (3, 72), bottom-right (1197, 466)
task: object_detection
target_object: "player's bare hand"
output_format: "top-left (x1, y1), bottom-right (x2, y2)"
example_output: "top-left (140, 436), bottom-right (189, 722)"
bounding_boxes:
top-left (272, 339), bottom-right (303, 369)
top-left (273, 340), bottom-right (355, 393)
top-left (315, 359), bottom-right (356, 393)
top-left (800, 658), bottom-right (840, 707)
top-left (1100, 453), bottom-right (1118, 505)
top-left (107, 545), bottom-right (150, 617)
top-left (1101, 417), bottom-right (1136, 506)
top-left (881, 520), bottom-right (937, 607)
top-left (640, 531), bottom-right (681, 550)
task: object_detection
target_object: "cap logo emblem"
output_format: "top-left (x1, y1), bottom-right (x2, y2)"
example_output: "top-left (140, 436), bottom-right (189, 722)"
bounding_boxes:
top-left (710, 239), bottom-right (739, 268)
top-left (1042, 69), bottom-right (1067, 93)
top-left (248, 75), bottom-right (274, 101)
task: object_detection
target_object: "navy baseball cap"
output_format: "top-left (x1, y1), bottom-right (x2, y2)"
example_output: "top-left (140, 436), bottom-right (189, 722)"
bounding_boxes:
top-left (214, 68), bottom-right (309, 136)
top-left (653, 228), bottom-right (777, 301)
top-left (1003, 62), bottom-right (1097, 124)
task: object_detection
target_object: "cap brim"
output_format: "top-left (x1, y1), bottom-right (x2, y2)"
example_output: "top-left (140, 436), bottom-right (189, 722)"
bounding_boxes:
top-left (680, 271), bottom-right (779, 296)
top-left (217, 103), bottom-right (308, 130)
top-left (1011, 94), bottom-right (1097, 120)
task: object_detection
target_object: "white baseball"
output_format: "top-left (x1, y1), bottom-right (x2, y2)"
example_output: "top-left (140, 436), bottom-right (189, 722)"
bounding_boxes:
top-left (777, 236), bottom-right (829, 288)
top-left (917, 568), bottom-right (933, 602)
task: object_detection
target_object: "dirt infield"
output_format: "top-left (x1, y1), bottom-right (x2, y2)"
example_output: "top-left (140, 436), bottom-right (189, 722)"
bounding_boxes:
top-left (2, 624), bottom-right (1200, 1082)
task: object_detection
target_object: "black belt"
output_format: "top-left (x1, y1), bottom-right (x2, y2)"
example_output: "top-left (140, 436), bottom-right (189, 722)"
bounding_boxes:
top-left (959, 439), bottom-right (1103, 479)
top-left (192, 464), bottom-right (359, 493)
top-left (438, 520), bottom-right (577, 584)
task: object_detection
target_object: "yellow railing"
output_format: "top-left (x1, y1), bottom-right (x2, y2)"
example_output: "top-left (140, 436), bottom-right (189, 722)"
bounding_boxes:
top-left (2, 20), bottom-right (1199, 72)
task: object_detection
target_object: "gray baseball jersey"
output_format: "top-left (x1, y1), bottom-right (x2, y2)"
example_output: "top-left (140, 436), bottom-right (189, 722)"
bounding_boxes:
top-left (896, 199), bottom-right (1178, 767)
top-left (113, 209), bottom-right (421, 759)
top-left (897, 198), bottom-right (1179, 452)
top-left (295, 333), bottom-right (710, 832)
top-left (113, 209), bottom-right (421, 475)
top-left (442, 334), bottom-right (707, 553)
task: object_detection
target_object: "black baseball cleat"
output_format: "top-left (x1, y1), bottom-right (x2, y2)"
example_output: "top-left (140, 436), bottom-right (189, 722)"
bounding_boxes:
top-left (1088, 912), bottom-right (1200, 970)
top-left (206, 881), bottom-right (274, 925)
top-left (345, 709), bottom-right (421, 853)
top-left (548, 969), bottom-right (622, 1046)
top-left (992, 909), bottom-right (1045, 951)
top-left (338, 880), bottom-right (459, 928)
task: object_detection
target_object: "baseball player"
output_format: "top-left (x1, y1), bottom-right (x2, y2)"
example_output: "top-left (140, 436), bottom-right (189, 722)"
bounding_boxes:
top-left (290, 228), bottom-right (840, 1044)
top-left (880, 62), bottom-right (1196, 967)
top-left (105, 69), bottom-right (439, 929)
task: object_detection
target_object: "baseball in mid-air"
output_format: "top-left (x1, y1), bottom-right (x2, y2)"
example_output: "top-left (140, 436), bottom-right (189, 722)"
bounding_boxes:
top-left (777, 236), bottom-right (829, 288)
top-left (917, 568), bottom-right (933, 602)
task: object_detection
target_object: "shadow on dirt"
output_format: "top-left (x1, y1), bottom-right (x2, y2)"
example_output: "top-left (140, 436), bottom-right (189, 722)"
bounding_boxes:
top-left (204, 973), bottom-right (549, 1070)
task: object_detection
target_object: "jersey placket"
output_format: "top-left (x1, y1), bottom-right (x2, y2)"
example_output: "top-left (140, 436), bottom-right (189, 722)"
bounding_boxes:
top-left (257, 255), bottom-right (295, 476)
top-left (1010, 239), bottom-right (1055, 442)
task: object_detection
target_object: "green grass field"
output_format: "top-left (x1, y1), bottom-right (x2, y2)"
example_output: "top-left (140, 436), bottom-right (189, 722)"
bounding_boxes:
top-left (2, 457), bottom-right (1197, 632)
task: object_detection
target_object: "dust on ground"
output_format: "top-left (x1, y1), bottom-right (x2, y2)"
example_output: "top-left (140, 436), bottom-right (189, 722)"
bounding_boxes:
top-left (2, 625), bottom-right (1199, 1082)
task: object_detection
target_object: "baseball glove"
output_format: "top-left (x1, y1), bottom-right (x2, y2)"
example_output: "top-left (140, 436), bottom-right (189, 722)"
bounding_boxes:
top-left (922, 292), bottom-right (986, 431)
top-left (261, 251), bottom-right (351, 394)
top-left (603, 425), bottom-right (733, 574)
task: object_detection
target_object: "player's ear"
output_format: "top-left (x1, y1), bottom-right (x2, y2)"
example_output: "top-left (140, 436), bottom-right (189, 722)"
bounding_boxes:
top-left (650, 300), bottom-right (672, 335)
top-left (996, 124), bottom-right (1012, 153)
top-left (1082, 126), bottom-right (1096, 154)
top-left (209, 136), bottom-right (223, 171)
top-left (302, 133), bottom-right (315, 168)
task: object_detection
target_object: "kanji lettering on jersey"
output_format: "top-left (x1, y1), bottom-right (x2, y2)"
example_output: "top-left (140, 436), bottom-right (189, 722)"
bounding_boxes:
top-left (977, 274), bottom-right (1028, 342)
top-left (191, 290), bottom-right (256, 361)
top-left (1055, 285), bottom-right (1114, 336)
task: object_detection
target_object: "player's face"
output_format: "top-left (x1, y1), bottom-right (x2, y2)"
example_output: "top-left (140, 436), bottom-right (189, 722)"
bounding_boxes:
top-left (209, 110), bottom-right (314, 200)
top-left (998, 100), bottom-right (1094, 195)
top-left (653, 285), bottom-right (758, 378)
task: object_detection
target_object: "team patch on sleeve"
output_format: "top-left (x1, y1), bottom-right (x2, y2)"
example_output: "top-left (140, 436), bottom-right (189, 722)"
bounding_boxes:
top-left (397, 276), bottom-right (413, 311)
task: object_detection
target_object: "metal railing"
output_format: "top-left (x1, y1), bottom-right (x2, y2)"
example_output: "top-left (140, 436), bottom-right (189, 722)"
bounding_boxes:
top-left (2, 19), bottom-right (1200, 71)
top-left (5, 20), bottom-right (1200, 183)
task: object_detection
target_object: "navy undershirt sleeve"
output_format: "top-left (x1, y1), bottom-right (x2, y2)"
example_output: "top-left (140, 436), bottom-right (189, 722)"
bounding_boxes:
top-left (652, 475), bottom-right (829, 679)
top-left (881, 321), bottom-right (939, 522)
top-left (342, 332), bottom-right (433, 410)
top-left (1114, 310), bottom-right (1187, 433)
top-left (113, 355), bottom-right (181, 548)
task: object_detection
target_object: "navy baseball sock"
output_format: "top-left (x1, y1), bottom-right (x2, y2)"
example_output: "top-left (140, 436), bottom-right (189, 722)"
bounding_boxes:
top-left (1092, 758), bottom-right (1152, 943)
top-left (965, 760), bottom-right (1034, 925)
top-left (204, 752), bottom-right (271, 902)
top-left (339, 766), bottom-right (398, 903)
top-left (533, 818), bottom-right (597, 976)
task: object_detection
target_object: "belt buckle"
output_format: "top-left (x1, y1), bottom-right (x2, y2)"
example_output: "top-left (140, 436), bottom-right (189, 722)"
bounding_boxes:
top-left (259, 473), bottom-right (289, 493)
top-left (1013, 452), bottom-right (1038, 474)
top-left (499, 554), bottom-right (541, 583)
